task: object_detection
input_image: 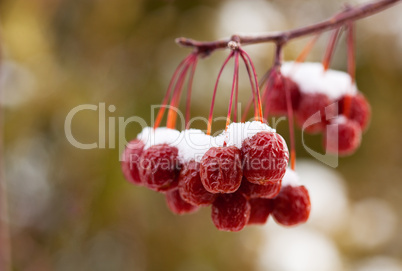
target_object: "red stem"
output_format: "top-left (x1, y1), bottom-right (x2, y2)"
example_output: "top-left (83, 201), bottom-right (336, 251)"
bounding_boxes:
top-left (347, 23), bottom-right (356, 83)
top-left (166, 55), bottom-right (194, 129)
top-left (283, 74), bottom-right (297, 170)
top-left (240, 49), bottom-right (263, 121)
top-left (233, 57), bottom-right (239, 123)
top-left (239, 53), bottom-right (258, 121)
top-left (154, 53), bottom-right (195, 129)
top-left (185, 57), bottom-right (198, 129)
top-left (295, 34), bottom-right (320, 63)
top-left (262, 71), bottom-right (275, 121)
top-left (207, 52), bottom-right (234, 135)
top-left (226, 52), bottom-right (240, 130)
top-left (322, 28), bottom-right (342, 71)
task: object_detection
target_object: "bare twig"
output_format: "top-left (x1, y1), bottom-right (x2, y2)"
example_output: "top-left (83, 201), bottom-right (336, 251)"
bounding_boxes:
top-left (176, 0), bottom-right (400, 54)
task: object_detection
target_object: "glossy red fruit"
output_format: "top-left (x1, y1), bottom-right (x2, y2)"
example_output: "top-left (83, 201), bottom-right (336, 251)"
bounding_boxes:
top-left (211, 192), bottom-right (251, 232)
top-left (121, 139), bottom-right (145, 185)
top-left (267, 69), bottom-right (301, 115)
top-left (324, 117), bottom-right (362, 156)
top-left (248, 198), bottom-right (273, 225)
top-left (139, 144), bottom-right (181, 192)
top-left (339, 92), bottom-right (371, 131)
top-left (178, 160), bottom-right (216, 206)
top-left (199, 146), bottom-right (242, 194)
top-left (165, 189), bottom-right (199, 215)
top-left (272, 185), bottom-right (311, 226)
top-left (241, 131), bottom-right (289, 185)
top-left (239, 177), bottom-right (282, 199)
top-left (296, 93), bottom-right (336, 134)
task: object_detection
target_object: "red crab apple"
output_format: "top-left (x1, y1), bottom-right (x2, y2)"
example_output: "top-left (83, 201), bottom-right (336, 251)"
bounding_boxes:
top-left (248, 198), bottom-right (273, 225)
top-left (200, 146), bottom-right (242, 194)
top-left (239, 177), bottom-right (282, 199)
top-left (241, 131), bottom-right (289, 185)
top-left (166, 189), bottom-right (199, 215)
top-left (179, 160), bottom-right (216, 206)
top-left (121, 139), bottom-right (145, 185)
top-left (211, 192), bottom-right (251, 232)
top-left (267, 69), bottom-right (301, 115)
top-left (296, 93), bottom-right (336, 134)
top-left (139, 144), bottom-right (181, 192)
top-left (324, 117), bottom-right (362, 156)
top-left (272, 185), bottom-right (311, 226)
top-left (338, 92), bottom-right (371, 131)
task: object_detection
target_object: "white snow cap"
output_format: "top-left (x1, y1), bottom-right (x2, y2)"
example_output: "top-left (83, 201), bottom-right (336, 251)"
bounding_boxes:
top-left (281, 62), bottom-right (357, 100)
top-left (282, 168), bottom-right (300, 187)
top-left (137, 121), bottom-right (276, 163)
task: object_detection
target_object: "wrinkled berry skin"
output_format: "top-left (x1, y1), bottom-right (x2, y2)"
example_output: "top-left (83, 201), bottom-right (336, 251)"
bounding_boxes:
top-left (296, 93), bottom-right (336, 134)
top-left (338, 93), bottom-right (371, 131)
top-left (179, 160), bottom-right (216, 206)
top-left (200, 146), bottom-right (243, 194)
top-left (241, 132), bottom-right (289, 185)
top-left (139, 144), bottom-right (181, 192)
top-left (166, 189), bottom-right (199, 215)
top-left (121, 139), bottom-right (145, 185)
top-left (272, 185), bottom-right (311, 226)
top-left (248, 198), bottom-right (273, 225)
top-left (268, 69), bottom-right (301, 115)
top-left (211, 192), bottom-right (251, 232)
top-left (239, 177), bottom-right (282, 199)
top-left (325, 118), bottom-right (362, 156)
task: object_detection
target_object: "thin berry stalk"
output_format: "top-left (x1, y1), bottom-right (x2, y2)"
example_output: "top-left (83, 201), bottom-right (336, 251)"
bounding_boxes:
top-left (207, 52), bottom-right (234, 135)
top-left (322, 28), bottom-right (342, 71)
top-left (154, 53), bottom-right (195, 129)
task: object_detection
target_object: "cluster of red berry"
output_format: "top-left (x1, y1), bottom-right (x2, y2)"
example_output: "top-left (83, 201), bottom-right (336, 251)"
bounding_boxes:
top-left (266, 62), bottom-right (371, 156)
top-left (122, 125), bottom-right (311, 231)
top-left (121, 26), bottom-right (371, 232)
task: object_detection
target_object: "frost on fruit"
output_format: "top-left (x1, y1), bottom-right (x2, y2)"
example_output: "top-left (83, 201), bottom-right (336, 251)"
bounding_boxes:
top-left (121, 6), bottom-right (380, 230)
top-left (138, 144), bottom-right (181, 192)
top-left (200, 146), bottom-right (243, 194)
top-left (281, 62), bottom-right (357, 100)
top-left (241, 131), bottom-right (289, 184)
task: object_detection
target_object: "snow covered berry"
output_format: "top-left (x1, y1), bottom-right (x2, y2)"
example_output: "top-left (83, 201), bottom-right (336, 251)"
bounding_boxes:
top-left (239, 177), bottom-right (282, 199)
top-left (200, 146), bottom-right (242, 194)
top-left (241, 131), bottom-right (289, 185)
top-left (211, 192), bottom-right (251, 232)
top-left (139, 144), bottom-right (181, 192)
top-left (121, 139), bottom-right (145, 185)
top-left (324, 116), bottom-right (362, 156)
top-left (166, 189), bottom-right (199, 215)
top-left (338, 92), bottom-right (371, 131)
top-left (248, 198), bottom-right (273, 225)
top-left (272, 185), bottom-right (311, 226)
top-left (296, 93), bottom-right (337, 133)
top-left (178, 160), bottom-right (216, 206)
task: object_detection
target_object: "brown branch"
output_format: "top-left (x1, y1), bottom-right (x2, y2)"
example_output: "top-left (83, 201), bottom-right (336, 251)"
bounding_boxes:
top-left (176, 0), bottom-right (400, 54)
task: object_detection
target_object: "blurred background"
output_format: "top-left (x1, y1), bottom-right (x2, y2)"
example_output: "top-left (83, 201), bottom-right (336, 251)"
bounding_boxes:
top-left (0, 0), bottom-right (402, 270)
